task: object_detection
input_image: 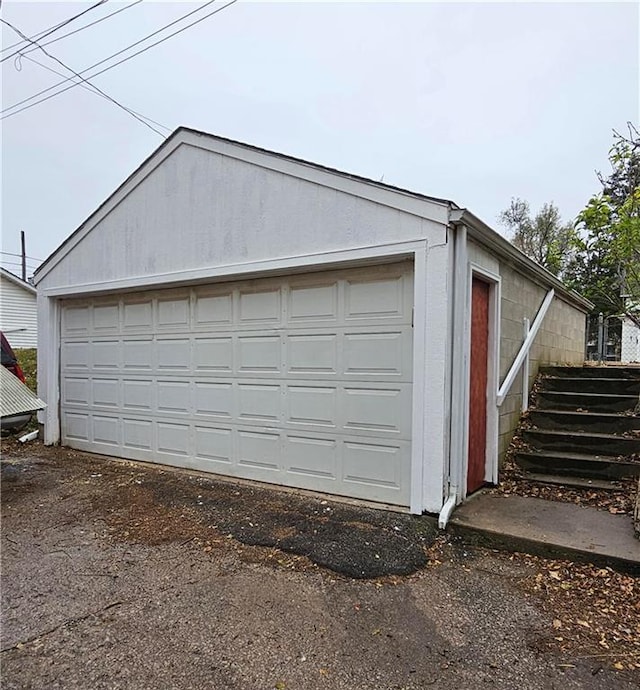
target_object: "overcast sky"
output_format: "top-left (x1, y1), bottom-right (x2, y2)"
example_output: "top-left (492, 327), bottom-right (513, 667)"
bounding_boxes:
top-left (1, 1), bottom-right (638, 278)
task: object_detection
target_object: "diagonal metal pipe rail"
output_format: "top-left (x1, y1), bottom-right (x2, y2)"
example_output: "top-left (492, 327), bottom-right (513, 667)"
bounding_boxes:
top-left (496, 289), bottom-right (555, 407)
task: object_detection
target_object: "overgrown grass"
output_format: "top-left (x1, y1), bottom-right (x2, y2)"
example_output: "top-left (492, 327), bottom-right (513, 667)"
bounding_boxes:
top-left (14, 348), bottom-right (37, 394)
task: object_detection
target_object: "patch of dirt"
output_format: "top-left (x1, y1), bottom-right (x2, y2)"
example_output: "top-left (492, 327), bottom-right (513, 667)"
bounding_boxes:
top-left (506, 552), bottom-right (640, 673)
top-left (1, 441), bottom-right (434, 579)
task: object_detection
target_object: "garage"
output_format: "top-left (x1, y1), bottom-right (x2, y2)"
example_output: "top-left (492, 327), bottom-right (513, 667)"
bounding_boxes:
top-left (35, 127), bottom-right (590, 517)
top-left (59, 262), bottom-right (414, 506)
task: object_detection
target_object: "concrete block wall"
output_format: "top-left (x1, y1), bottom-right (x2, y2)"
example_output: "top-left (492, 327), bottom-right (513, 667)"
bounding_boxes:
top-left (498, 263), bottom-right (586, 458)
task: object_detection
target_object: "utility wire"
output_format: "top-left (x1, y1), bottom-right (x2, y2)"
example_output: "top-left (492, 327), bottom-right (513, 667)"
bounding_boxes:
top-left (1, 0), bottom-right (236, 119)
top-left (1, 260), bottom-right (42, 268)
top-left (2, 0), bottom-right (109, 58)
top-left (1, 18), bottom-right (167, 137)
top-left (9, 0), bottom-right (143, 62)
top-left (23, 53), bottom-right (171, 133)
top-left (2, 0), bottom-right (217, 113)
top-left (0, 251), bottom-right (44, 261)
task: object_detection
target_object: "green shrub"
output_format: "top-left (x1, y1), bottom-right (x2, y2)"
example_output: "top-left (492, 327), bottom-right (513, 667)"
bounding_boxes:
top-left (14, 348), bottom-right (37, 394)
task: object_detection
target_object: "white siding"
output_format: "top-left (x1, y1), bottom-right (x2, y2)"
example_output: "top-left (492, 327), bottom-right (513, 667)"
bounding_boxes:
top-left (35, 134), bottom-right (448, 292)
top-left (0, 275), bottom-right (37, 348)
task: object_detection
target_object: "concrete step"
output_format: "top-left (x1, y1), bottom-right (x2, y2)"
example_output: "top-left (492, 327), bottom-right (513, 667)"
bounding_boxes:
top-left (536, 391), bottom-right (638, 413)
top-left (449, 494), bottom-right (640, 574)
top-left (540, 365), bottom-right (640, 380)
top-left (542, 376), bottom-right (640, 395)
top-left (515, 450), bottom-right (640, 480)
top-left (528, 409), bottom-right (640, 434)
top-left (517, 472), bottom-right (625, 491)
top-left (522, 428), bottom-right (640, 456)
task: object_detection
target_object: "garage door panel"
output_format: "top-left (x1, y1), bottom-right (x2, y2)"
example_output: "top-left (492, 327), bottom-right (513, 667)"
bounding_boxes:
top-left (156, 295), bottom-right (190, 330)
top-left (122, 338), bottom-right (153, 370)
top-left (93, 415), bottom-right (120, 446)
top-left (238, 430), bottom-right (281, 472)
top-left (288, 283), bottom-right (338, 323)
top-left (93, 304), bottom-right (120, 332)
top-left (343, 331), bottom-right (407, 376)
top-left (64, 411), bottom-right (90, 441)
top-left (194, 381), bottom-right (233, 417)
top-left (238, 288), bottom-right (281, 325)
top-left (123, 379), bottom-right (154, 411)
top-left (122, 418), bottom-right (153, 450)
top-left (62, 341), bottom-right (91, 371)
top-left (63, 305), bottom-right (90, 335)
top-left (93, 340), bottom-right (120, 369)
top-left (93, 377), bottom-right (119, 407)
top-left (62, 377), bottom-right (90, 405)
top-left (194, 337), bottom-right (233, 372)
top-left (345, 275), bottom-right (406, 321)
top-left (194, 291), bottom-right (233, 327)
top-left (157, 422), bottom-right (190, 456)
top-left (343, 441), bottom-right (404, 490)
top-left (287, 334), bottom-right (338, 374)
top-left (237, 335), bottom-right (281, 373)
top-left (195, 425), bottom-right (233, 464)
top-left (157, 380), bottom-right (190, 414)
top-left (287, 385), bottom-right (337, 427)
top-left (157, 337), bottom-right (190, 371)
top-left (123, 301), bottom-right (153, 330)
top-left (238, 383), bottom-right (281, 422)
top-left (61, 262), bottom-right (414, 507)
top-left (285, 436), bottom-right (337, 479)
top-left (343, 386), bottom-right (410, 436)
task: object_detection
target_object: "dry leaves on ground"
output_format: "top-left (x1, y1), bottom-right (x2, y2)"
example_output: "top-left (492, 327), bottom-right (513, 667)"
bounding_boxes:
top-left (511, 552), bottom-right (640, 672)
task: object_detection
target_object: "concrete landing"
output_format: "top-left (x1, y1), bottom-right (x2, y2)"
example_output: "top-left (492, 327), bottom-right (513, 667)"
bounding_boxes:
top-left (448, 493), bottom-right (640, 574)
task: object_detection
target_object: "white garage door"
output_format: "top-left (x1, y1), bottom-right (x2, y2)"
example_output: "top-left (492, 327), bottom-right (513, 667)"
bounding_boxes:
top-left (60, 262), bottom-right (414, 506)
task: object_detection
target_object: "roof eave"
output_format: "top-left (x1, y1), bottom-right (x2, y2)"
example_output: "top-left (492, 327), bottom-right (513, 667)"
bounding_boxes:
top-left (0, 267), bottom-right (37, 294)
top-left (450, 208), bottom-right (593, 313)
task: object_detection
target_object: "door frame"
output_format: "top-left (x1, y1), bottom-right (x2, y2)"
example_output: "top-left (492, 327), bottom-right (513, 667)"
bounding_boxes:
top-left (463, 263), bottom-right (500, 497)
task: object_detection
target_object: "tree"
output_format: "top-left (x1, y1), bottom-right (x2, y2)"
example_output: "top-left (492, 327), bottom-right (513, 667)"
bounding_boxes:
top-left (569, 123), bottom-right (640, 327)
top-left (499, 198), bottom-right (575, 277)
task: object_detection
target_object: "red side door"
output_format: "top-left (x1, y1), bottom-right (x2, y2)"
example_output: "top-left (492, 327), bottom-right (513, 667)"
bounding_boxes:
top-left (467, 277), bottom-right (489, 494)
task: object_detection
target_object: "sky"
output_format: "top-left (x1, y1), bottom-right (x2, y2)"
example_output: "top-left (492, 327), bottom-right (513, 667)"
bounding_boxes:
top-left (1, 0), bottom-right (638, 279)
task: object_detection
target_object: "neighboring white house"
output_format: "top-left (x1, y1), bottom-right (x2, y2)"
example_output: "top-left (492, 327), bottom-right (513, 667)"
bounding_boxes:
top-left (33, 128), bottom-right (591, 518)
top-left (621, 317), bottom-right (640, 363)
top-left (0, 267), bottom-right (37, 348)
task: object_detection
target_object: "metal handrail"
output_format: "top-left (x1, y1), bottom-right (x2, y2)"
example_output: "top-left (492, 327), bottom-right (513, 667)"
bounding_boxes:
top-left (496, 289), bottom-right (555, 406)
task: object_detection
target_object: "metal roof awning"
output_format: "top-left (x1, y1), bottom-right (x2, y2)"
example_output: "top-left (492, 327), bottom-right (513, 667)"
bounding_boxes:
top-left (1, 365), bottom-right (46, 417)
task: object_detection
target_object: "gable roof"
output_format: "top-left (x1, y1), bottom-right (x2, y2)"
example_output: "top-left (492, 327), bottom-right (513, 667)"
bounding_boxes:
top-left (0, 267), bottom-right (37, 295)
top-left (33, 127), bottom-right (457, 281)
top-left (30, 127), bottom-right (592, 313)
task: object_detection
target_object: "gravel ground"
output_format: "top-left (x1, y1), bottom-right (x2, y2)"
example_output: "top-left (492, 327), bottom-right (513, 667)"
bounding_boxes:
top-left (1, 443), bottom-right (638, 690)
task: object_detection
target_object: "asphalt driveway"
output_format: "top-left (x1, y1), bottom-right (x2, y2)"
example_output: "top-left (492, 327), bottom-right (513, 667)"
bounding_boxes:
top-left (1, 442), bottom-right (638, 690)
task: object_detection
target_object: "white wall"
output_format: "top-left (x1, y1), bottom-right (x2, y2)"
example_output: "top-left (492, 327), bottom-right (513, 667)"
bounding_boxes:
top-left (0, 275), bottom-right (37, 348)
top-left (36, 133), bottom-right (449, 292)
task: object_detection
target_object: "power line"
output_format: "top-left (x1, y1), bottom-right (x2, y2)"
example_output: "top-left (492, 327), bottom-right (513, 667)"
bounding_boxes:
top-left (14, 0), bottom-right (143, 61)
top-left (2, 0), bottom-right (218, 114)
top-left (2, 0), bottom-right (236, 119)
top-left (2, 0), bottom-right (109, 58)
top-left (24, 54), bottom-right (171, 134)
top-left (1, 18), bottom-right (167, 138)
top-left (0, 251), bottom-right (44, 261)
top-left (1, 260), bottom-right (41, 269)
